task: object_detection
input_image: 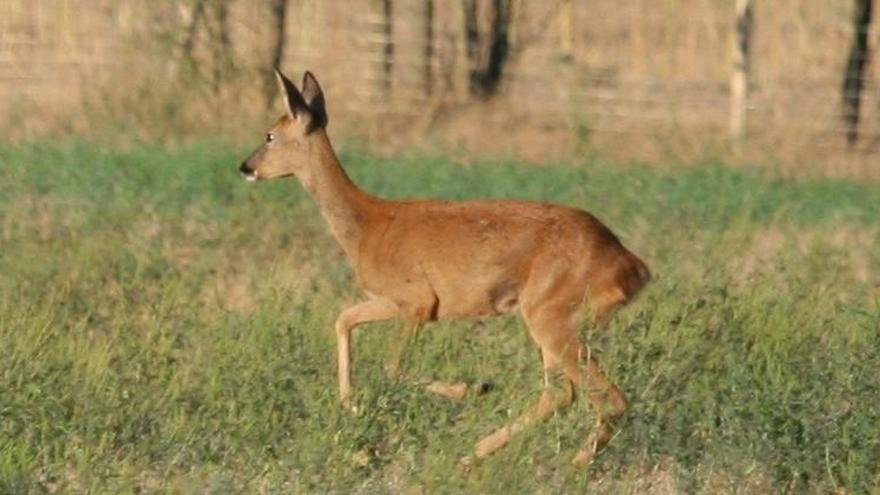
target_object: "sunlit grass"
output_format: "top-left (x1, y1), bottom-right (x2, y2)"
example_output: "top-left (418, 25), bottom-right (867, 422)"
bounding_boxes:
top-left (1, 142), bottom-right (878, 493)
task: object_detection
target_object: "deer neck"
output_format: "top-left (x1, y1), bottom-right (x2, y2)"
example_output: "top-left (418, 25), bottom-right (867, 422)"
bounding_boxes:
top-left (299, 133), bottom-right (375, 262)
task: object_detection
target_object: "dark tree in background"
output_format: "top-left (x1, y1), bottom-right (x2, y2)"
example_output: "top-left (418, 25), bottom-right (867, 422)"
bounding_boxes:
top-left (180, 0), bottom-right (236, 93)
top-left (210, 0), bottom-right (234, 90)
top-left (181, 0), bottom-right (209, 78)
top-left (369, 0), bottom-right (395, 96)
top-left (730, 0), bottom-right (752, 140)
top-left (463, 0), bottom-right (512, 99)
top-left (842, 0), bottom-right (872, 145)
top-left (265, 0), bottom-right (290, 107)
top-left (424, 0), bottom-right (434, 97)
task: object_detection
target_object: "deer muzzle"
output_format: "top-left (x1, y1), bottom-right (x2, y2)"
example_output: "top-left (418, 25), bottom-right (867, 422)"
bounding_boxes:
top-left (239, 162), bottom-right (258, 181)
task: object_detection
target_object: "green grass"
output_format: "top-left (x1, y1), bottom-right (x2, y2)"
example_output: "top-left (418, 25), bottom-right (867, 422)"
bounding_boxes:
top-left (1, 141), bottom-right (879, 493)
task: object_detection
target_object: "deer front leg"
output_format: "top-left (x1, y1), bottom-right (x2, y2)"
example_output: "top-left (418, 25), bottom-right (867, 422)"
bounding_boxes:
top-left (382, 293), bottom-right (437, 377)
top-left (384, 318), bottom-right (420, 377)
top-left (335, 299), bottom-right (399, 411)
top-left (426, 380), bottom-right (494, 400)
top-left (383, 300), bottom-right (480, 401)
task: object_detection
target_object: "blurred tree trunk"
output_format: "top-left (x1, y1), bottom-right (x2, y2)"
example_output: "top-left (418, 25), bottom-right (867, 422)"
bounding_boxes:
top-left (208, 0), bottom-right (234, 92)
top-left (463, 0), bottom-right (479, 74)
top-left (842, 0), bottom-right (872, 145)
top-left (370, 0), bottom-right (394, 96)
top-left (463, 0), bottom-right (512, 99)
top-left (558, 0), bottom-right (574, 61)
top-left (266, 0), bottom-right (290, 107)
top-left (180, 0), bottom-right (235, 93)
top-left (424, 0), bottom-right (434, 96)
top-left (382, 0), bottom-right (394, 94)
top-left (730, 0), bottom-right (752, 140)
top-left (182, 0), bottom-right (207, 74)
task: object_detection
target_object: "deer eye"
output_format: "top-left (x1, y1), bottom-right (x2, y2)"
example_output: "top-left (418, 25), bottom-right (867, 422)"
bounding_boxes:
top-left (266, 132), bottom-right (275, 143)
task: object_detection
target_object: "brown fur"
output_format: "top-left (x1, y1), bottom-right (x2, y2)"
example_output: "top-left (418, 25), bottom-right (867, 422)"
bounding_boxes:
top-left (240, 70), bottom-right (651, 466)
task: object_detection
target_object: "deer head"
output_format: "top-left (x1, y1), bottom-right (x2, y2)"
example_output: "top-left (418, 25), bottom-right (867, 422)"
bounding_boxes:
top-left (239, 69), bottom-right (328, 182)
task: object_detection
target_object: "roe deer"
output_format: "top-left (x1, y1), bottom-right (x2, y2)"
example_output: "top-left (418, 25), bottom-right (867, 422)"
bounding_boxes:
top-left (239, 69), bottom-right (650, 466)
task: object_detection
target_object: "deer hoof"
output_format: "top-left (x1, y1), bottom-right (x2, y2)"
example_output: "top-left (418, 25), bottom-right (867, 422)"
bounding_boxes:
top-left (473, 379), bottom-right (495, 395)
top-left (383, 362), bottom-right (401, 378)
top-left (458, 455), bottom-right (478, 473)
top-left (570, 448), bottom-right (595, 467)
top-left (426, 381), bottom-right (469, 400)
top-left (340, 398), bottom-right (359, 415)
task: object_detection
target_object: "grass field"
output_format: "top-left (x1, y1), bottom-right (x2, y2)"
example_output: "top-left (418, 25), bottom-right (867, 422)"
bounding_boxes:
top-left (1, 141), bottom-right (879, 493)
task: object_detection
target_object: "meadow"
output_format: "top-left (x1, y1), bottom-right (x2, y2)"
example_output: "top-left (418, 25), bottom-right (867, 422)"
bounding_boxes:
top-left (1, 142), bottom-right (879, 493)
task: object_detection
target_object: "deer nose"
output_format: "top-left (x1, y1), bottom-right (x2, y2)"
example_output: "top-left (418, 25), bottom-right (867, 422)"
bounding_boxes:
top-left (239, 162), bottom-right (257, 181)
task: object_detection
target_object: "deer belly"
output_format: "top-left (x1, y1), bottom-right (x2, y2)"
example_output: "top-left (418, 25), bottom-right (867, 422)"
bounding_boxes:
top-left (434, 278), bottom-right (520, 319)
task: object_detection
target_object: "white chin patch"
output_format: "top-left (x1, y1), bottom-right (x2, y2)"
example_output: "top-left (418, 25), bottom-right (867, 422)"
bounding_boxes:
top-left (245, 174), bottom-right (258, 182)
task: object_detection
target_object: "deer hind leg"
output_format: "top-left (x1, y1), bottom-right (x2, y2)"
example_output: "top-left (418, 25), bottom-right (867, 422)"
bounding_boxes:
top-left (570, 289), bottom-right (629, 467)
top-left (569, 351), bottom-right (628, 466)
top-left (472, 303), bottom-right (578, 460)
top-left (335, 299), bottom-right (399, 410)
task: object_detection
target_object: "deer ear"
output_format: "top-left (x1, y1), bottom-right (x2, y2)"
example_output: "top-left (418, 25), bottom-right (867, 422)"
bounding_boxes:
top-left (275, 67), bottom-right (309, 121)
top-left (301, 71), bottom-right (328, 133)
